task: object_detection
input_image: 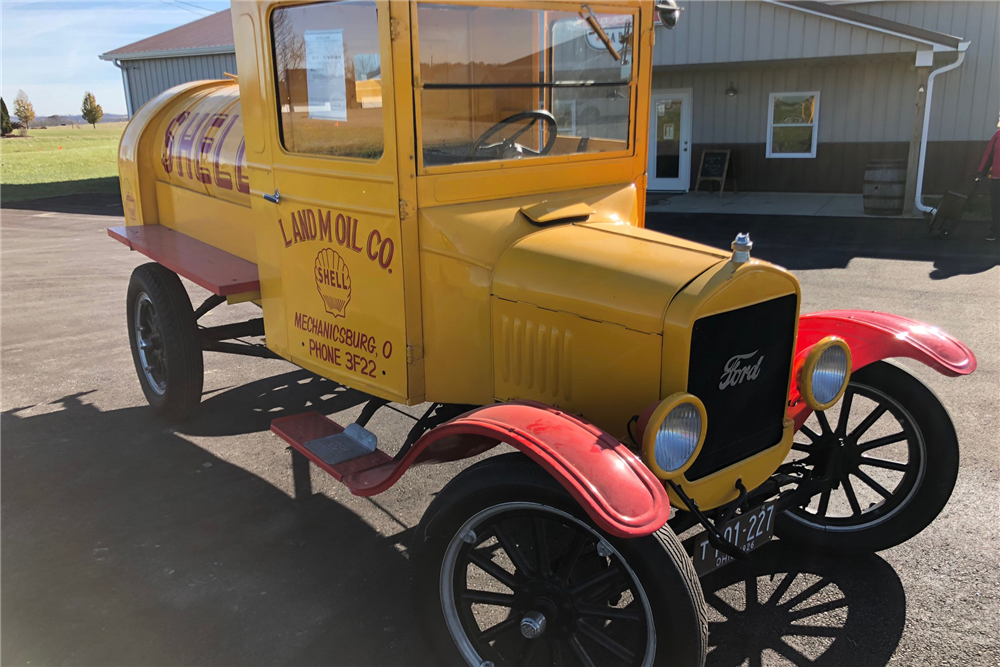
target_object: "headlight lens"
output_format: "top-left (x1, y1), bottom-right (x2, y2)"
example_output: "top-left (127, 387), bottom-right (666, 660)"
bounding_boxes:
top-left (801, 337), bottom-right (852, 410)
top-left (642, 394), bottom-right (707, 479)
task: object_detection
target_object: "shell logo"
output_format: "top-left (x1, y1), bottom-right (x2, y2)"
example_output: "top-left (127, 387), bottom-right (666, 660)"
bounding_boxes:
top-left (314, 248), bottom-right (352, 317)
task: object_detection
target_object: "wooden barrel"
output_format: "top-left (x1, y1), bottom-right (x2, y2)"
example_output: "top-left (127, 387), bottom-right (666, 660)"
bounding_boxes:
top-left (863, 159), bottom-right (906, 216)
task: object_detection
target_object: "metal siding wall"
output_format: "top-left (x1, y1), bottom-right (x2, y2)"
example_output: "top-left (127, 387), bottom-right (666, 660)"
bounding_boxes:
top-left (652, 58), bottom-right (916, 144)
top-left (654, 1), bottom-right (917, 66)
top-left (123, 53), bottom-right (238, 111)
top-left (850, 1), bottom-right (1000, 141)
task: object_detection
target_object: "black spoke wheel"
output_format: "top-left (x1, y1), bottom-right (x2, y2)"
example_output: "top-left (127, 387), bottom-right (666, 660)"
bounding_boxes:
top-left (126, 263), bottom-right (204, 419)
top-left (413, 454), bottom-right (708, 667)
top-left (776, 361), bottom-right (959, 554)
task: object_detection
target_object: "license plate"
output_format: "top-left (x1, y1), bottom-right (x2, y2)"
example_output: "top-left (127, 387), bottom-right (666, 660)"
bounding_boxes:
top-left (693, 502), bottom-right (777, 577)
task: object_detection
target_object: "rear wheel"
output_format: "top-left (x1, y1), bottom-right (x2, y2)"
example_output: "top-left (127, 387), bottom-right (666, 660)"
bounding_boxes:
top-left (126, 263), bottom-right (203, 419)
top-left (776, 361), bottom-right (959, 554)
top-left (413, 454), bottom-right (708, 667)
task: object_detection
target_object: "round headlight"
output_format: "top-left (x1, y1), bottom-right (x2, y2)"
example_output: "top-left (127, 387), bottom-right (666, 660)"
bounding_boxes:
top-left (641, 393), bottom-right (707, 479)
top-left (800, 337), bottom-right (852, 411)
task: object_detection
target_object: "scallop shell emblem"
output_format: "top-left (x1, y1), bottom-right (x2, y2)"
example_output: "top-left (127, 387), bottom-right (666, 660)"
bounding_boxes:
top-left (314, 248), bottom-right (351, 318)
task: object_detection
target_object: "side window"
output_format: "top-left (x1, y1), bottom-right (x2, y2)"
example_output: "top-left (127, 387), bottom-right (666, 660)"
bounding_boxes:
top-left (766, 91), bottom-right (819, 159)
top-left (271, 0), bottom-right (383, 159)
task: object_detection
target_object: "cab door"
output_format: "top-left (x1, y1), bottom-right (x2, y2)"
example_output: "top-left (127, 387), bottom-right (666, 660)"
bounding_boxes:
top-left (256, 0), bottom-right (410, 403)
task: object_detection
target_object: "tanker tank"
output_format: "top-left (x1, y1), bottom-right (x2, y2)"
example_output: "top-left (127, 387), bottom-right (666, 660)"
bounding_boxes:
top-left (118, 80), bottom-right (256, 263)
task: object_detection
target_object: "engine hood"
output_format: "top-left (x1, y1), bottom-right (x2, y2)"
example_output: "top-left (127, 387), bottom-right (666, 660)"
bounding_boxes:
top-left (491, 222), bottom-right (728, 334)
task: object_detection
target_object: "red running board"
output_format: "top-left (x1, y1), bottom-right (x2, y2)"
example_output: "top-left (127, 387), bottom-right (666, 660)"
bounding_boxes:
top-left (270, 411), bottom-right (393, 488)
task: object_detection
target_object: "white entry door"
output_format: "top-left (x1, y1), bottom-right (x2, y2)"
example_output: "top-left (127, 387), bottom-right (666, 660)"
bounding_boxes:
top-left (648, 90), bottom-right (693, 192)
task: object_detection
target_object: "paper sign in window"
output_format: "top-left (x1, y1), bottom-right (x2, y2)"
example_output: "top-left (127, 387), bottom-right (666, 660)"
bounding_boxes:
top-left (305, 29), bottom-right (347, 121)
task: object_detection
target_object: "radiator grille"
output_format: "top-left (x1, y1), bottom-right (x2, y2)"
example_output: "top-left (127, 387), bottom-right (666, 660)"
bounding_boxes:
top-left (685, 294), bottom-right (798, 481)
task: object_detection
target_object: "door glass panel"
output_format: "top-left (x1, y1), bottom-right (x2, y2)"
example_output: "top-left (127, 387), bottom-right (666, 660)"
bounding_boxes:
top-left (271, 0), bottom-right (384, 159)
top-left (654, 97), bottom-right (682, 179)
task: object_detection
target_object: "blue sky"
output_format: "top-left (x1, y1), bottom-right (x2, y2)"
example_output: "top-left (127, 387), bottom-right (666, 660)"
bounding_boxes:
top-left (2, 0), bottom-right (230, 117)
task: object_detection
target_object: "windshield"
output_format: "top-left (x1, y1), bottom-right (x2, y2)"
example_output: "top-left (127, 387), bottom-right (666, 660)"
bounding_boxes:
top-left (416, 3), bottom-right (635, 168)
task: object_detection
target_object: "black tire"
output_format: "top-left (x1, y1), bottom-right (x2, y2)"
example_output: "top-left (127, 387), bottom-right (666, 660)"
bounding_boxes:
top-left (126, 262), bottom-right (203, 419)
top-left (412, 453), bottom-right (708, 667)
top-left (776, 361), bottom-right (959, 554)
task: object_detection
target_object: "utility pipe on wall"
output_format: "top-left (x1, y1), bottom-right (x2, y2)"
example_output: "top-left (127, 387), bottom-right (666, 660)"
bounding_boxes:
top-left (914, 47), bottom-right (967, 215)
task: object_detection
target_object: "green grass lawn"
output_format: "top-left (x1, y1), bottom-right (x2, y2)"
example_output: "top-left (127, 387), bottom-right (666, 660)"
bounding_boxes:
top-left (1, 122), bottom-right (125, 203)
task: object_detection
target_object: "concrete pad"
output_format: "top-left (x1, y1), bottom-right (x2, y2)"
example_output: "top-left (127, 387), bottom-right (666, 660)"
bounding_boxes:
top-left (648, 192), bottom-right (882, 219)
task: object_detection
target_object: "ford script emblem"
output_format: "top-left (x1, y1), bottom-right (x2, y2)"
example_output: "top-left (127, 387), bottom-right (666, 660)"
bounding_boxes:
top-left (719, 350), bottom-right (764, 390)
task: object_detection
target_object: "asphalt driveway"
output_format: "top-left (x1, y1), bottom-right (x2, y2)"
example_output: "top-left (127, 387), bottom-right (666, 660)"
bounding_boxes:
top-left (2, 196), bottom-right (998, 666)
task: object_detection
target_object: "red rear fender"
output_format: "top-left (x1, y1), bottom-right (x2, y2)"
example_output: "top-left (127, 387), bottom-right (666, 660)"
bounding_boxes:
top-left (341, 402), bottom-right (671, 539)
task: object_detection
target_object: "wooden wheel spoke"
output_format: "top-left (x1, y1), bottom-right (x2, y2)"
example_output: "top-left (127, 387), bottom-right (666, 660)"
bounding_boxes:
top-left (835, 389), bottom-right (854, 435)
top-left (556, 533), bottom-right (587, 583)
top-left (462, 589), bottom-right (516, 608)
top-left (550, 639), bottom-right (565, 667)
top-left (569, 633), bottom-right (598, 667)
top-left (842, 476), bottom-right (862, 516)
top-left (569, 566), bottom-right (618, 597)
top-left (816, 410), bottom-right (833, 436)
top-left (534, 517), bottom-right (551, 577)
top-left (791, 442), bottom-right (811, 453)
top-left (577, 602), bottom-right (643, 622)
top-left (516, 636), bottom-right (538, 667)
top-left (849, 404), bottom-right (888, 441)
top-left (479, 615), bottom-right (520, 642)
top-left (468, 549), bottom-right (520, 591)
top-left (576, 619), bottom-right (637, 662)
top-left (858, 432), bottom-right (907, 452)
top-left (853, 470), bottom-right (893, 499)
top-left (800, 425), bottom-right (821, 443)
top-left (816, 488), bottom-right (832, 517)
top-left (493, 522), bottom-right (535, 579)
top-left (859, 456), bottom-right (908, 472)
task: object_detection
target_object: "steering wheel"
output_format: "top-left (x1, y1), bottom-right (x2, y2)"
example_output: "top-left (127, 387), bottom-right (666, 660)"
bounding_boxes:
top-left (469, 110), bottom-right (558, 159)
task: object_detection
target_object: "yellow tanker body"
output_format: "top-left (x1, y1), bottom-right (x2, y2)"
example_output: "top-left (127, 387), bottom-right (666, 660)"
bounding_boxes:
top-left (119, 82), bottom-right (255, 262)
top-left (108, 3), bottom-right (975, 665)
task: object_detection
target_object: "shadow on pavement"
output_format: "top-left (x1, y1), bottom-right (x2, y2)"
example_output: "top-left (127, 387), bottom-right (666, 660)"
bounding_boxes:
top-left (1, 390), bottom-right (432, 667)
top-left (702, 541), bottom-right (905, 666)
top-left (647, 211), bottom-right (999, 279)
top-left (2, 377), bottom-right (905, 667)
top-left (184, 369), bottom-right (369, 438)
top-left (1, 185), bottom-right (122, 215)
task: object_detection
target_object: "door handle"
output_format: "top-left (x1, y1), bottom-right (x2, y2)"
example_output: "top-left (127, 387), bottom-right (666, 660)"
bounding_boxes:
top-left (263, 189), bottom-right (280, 204)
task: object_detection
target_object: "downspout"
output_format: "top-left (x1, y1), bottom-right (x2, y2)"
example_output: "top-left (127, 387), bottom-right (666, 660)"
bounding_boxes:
top-left (112, 59), bottom-right (134, 118)
top-left (914, 45), bottom-right (968, 214)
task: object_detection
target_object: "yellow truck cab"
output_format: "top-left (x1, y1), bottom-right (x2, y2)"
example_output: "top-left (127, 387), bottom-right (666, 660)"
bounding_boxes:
top-left (110, 2), bottom-right (976, 665)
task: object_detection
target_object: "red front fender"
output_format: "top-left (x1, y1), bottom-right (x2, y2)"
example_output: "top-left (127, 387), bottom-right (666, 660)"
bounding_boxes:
top-left (339, 402), bottom-right (671, 539)
top-left (790, 310), bottom-right (976, 426)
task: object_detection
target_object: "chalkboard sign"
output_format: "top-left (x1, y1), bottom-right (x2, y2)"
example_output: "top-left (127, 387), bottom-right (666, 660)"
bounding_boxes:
top-left (700, 151), bottom-right (729, 179)
top-left (695, 149), bottom-right (737, 197)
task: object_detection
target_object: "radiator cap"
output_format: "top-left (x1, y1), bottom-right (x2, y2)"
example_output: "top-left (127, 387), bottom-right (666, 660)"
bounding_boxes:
top-left (731, 232), bottom-right (753, 264)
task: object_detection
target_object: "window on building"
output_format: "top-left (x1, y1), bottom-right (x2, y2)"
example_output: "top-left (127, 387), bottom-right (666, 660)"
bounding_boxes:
top-left (271, 0), bottom-right (384, 160)
top-left (767, 91), bottom-right (819, 158)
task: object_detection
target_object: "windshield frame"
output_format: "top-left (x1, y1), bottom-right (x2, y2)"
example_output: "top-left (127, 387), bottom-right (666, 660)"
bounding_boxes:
top-left (410, 0), bottom-right (640, 176)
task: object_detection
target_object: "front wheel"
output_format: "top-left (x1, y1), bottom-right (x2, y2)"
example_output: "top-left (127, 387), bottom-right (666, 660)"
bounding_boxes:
top-left (776, 361), bottom-right (959, 554)
top-left (413, 454), bottom-right (708, 667)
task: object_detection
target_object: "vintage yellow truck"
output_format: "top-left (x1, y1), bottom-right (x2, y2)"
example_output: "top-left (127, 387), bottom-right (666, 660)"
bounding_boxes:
top-left (109, 2), bottom-right (976, 665)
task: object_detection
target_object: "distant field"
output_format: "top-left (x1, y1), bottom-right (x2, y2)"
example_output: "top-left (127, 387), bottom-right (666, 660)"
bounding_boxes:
top-left (1, 122), bottom-right (126, 203)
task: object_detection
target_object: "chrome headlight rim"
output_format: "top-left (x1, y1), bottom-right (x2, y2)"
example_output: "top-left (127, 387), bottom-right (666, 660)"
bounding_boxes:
top-left (800, 336), bottom-right (852, 411)
top-left (641, 393), bottom-right (708, 480)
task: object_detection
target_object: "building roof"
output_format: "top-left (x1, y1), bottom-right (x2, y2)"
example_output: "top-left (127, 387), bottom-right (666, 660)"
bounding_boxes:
top-left (99, 9), bottom-right (234, 61)
top-left (770, 1), bottom-right (967, 51)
